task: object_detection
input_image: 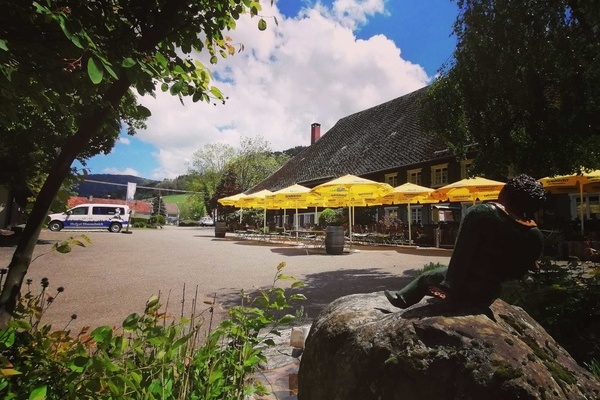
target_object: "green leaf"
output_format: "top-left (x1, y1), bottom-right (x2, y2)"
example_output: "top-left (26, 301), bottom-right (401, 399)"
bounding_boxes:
top-left (0, 40), bottom-right (7, 51)
top-left (278, 314), bottom-right (295, 324)
top-left (258, 18), bottom-right (267, 31)
top-left (169, 81), bottom-right (183, 95)
top-left (87, 57), bottom-right (104, 84)
top-left (291, 281), bottom-right (305, 288)
top-left (54, 243), bottom-right (71, 253)
top-left (122, 58), bottom-right (136, 68)
top-left (122, 313), bottom-right (140, 331)
top-left (136, 105), bottom-right (152, 118)
top-left (91, 326), bottom-right (112, 343)
top-left (29, 385), bottom-right (47, 400)
top-left (155, 52), bottom-right (168, 68)
top-left (0, 329), bottom-right (15, 347)
top-left (103, 63), bottom-right (118, 80)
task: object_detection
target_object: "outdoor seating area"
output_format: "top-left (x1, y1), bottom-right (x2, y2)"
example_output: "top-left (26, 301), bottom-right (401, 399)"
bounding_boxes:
top-left (217, 171), bottom-right (600, 258)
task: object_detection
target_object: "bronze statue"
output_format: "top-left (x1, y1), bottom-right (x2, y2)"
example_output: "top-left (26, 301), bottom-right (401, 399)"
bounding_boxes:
top-left (385, 174), bottom-right (546, 309)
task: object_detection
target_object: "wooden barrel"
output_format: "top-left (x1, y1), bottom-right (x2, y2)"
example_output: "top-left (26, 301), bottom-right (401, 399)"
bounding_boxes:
top-left (325, 226), bottom-right (345, 255)
top-left (214, 221), bottom-right (227, 238)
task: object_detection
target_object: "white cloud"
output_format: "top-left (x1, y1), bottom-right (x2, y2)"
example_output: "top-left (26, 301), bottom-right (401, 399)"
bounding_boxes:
top-left (118, 137), bottom-right (131, 145)
top-left (137, 0), bottom-right (430, 179)
top-left (103, 167), bottom-right (140, 177)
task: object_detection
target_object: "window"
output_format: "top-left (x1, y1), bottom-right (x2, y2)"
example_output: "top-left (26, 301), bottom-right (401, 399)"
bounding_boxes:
top-left (92, 206), bottom-right (124, 216)
top-left (407, 169), bottom-right (422, 185)
top-left (70, 207), bottom-right (89, 215)
top-left (410, 205), bottom-right (423, 224)
top-left (385, 173), bottom-right (398, 188)
top-left (431, 164), bottom-right (448, 187)
top-left (460, 159), bottom-right (474, 179)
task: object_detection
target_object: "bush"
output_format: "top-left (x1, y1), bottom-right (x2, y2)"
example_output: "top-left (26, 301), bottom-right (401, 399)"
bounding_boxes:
top-left (149, 214), bottom-right (166, 226)
top-left (0, 263), bottom-right (306, 399)
top-left (318, 208), bottom-right (344, 227)
top-left (500, 257), bottom-right (600, 369)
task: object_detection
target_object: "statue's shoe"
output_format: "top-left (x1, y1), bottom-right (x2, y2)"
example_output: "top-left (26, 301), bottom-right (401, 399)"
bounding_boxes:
top-left (384, 290), bottom-right (409, 308)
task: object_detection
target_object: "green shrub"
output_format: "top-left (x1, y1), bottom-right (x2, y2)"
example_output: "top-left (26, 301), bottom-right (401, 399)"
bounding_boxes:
top-left (318, 208), bottom-right (344, 227)
top-left (149, 214), bottom-right (166, 226)
top-left (0, 263), bottom-right (305, 399)
top-left (500, 257), bottom-right (600, 368)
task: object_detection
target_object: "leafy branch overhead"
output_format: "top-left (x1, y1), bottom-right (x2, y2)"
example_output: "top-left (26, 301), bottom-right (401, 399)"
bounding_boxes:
top-left (420, 0), bottom-right (600, 177)
top-left (0, 0), bottom-right (274, 327)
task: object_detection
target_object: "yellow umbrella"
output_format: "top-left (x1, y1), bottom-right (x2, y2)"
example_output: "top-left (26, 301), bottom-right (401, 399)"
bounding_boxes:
top-left (236, 189), bottom-right (274, 232)
top-left (379, 182), bottom-right (438, 244)
top-left (266, 184), bottom-right (323, 231)
top-left (311, 174), bottom-right (394, 241)
top-left (539, 169), bottom-right (600, 235)
top-left (218, 192), bottom-right (249, 223)
top-left (218, 192), bottom-right (248, 207)
top-left (433, 177), bottom-right (505, 204)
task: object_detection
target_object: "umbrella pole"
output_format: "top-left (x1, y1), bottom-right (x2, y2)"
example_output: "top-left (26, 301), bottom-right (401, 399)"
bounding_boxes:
top-left (263, 208), bottom-right (266, 233)
top-left (408, 203), bottom-right (412, 245)
top-left (295, 208), bottom-right (299, 239)
top-left (580, 183), bottom-right (585, 236)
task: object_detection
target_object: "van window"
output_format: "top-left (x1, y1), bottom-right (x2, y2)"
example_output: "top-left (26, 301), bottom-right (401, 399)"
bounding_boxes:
top-left (92, 206), bottom-right (124, 216)
top-left (71, 206), bottom-right (89, 215)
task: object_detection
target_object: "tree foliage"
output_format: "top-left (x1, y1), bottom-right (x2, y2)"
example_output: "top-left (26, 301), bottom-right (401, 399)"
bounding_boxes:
top-left (420, 0), bottom-right (600, 178)
top-left (188, 136), bottom-right (290, 216)
top-left (151, 194), bottom-right (166, 217)
top-left (0, 0), bottom-right (272, 327)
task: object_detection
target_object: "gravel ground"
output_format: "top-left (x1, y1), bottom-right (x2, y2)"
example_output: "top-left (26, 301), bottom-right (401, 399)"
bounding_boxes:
top-left (0, 225), bottom-right (451, 333)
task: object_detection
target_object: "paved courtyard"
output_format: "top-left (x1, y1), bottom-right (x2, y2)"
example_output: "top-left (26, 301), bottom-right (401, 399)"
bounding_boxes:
top-left (0, 226), bottom-right (452, 333)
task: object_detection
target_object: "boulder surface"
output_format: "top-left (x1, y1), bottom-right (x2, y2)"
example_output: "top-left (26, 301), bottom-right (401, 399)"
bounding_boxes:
top-left (298, 292), bottom-right (600, 400)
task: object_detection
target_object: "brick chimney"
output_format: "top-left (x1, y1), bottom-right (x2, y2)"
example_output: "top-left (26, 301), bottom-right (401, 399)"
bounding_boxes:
top-left (311, 123), bottom-right (321, 145)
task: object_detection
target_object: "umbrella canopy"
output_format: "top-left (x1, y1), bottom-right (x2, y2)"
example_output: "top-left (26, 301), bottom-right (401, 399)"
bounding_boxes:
top-left (217, 192), bottom-right (249, 207)
top-left (379, 182), bottom-right (436, 205)
top-left (433, 177), bottom-right (505, 204)
top-left (311, 174), bottom-right (394, 241)
top-left (266, 184), bottom-right (323, 230)
top-left (539, 169), bottom-right (600, 235)
top-left (379, 182), bottom-right (438, 244)
top-left (236, 189), bottom-right (274, 232)
top-left (311, 174), bottom-right (394, 202)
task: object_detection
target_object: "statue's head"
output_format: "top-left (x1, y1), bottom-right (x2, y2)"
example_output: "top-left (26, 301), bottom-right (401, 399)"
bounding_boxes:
top-left (498, 174), bottom-right (546, 219)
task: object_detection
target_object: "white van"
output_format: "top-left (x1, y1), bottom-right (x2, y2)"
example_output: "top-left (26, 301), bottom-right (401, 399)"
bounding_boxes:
top-left (47, 204), bottom-right (130, 233)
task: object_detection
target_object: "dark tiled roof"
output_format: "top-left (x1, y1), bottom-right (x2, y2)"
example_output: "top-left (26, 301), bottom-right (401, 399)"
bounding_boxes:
top-left (251, 87), bottom-right (447, 192)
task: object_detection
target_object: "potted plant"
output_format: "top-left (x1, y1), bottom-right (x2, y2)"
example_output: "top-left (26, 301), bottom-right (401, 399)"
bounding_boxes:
top-left (319, 208), bottom-right (345, 255)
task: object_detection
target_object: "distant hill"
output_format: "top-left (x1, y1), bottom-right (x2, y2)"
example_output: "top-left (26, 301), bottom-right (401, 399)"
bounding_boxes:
top-left (74, 174), bottom-right (159, 200)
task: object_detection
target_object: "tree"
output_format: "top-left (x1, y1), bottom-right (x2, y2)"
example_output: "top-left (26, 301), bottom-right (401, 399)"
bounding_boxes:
top-left (230, 136), bottom-right (290, 190)
top-left (188, 136), bottom-right (290, 215)
top-left (152, 193), bottom-right (166, 217)
top-left (0, 0), bottom-right (272, 327)
top-left (420, 0), bottom-right (600, 178)
top-left (211, 166), bottom-right (242, 221)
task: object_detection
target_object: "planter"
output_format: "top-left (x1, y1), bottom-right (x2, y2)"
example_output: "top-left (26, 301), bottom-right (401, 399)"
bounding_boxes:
top-left (214, 221), bottom-right (227, 238)
top-left (325, 225), bottom-right (345, 255)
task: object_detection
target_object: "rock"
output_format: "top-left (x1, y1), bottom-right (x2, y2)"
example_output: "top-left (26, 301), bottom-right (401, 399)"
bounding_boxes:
top-left (298, 292), bottom-right (600, 400)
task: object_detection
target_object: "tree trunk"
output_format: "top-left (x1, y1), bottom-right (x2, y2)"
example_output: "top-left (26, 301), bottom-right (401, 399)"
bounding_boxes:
top-left (0, 78), bottom-right (129, 328)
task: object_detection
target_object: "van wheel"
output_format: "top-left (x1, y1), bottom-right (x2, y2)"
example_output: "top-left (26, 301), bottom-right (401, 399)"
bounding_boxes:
top-left (109, 223), bottom-right (122, 233)
top-left (48, 221), bottom-right (63, 232)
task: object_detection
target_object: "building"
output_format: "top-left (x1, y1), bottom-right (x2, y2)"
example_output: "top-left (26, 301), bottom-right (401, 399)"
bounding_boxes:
top-left (251, 87), bottom-right (477, 246)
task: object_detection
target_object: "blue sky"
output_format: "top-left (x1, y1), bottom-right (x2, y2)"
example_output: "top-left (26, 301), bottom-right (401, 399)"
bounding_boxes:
top-left (75, 0), bottom-right (458, 180)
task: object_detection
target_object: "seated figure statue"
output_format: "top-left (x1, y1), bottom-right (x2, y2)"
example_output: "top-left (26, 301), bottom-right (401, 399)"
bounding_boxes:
top-left (385, 174), bottom-right (546, 309)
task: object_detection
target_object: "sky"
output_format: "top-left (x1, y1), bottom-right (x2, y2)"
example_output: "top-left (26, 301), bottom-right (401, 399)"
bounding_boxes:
top-left (75, 0), bottom-right (459, 180)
